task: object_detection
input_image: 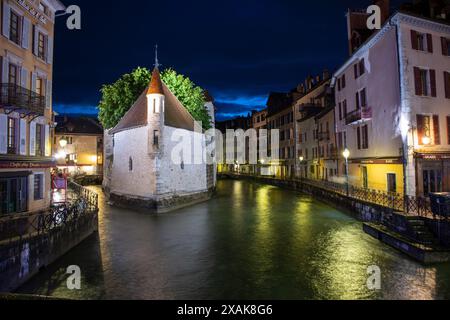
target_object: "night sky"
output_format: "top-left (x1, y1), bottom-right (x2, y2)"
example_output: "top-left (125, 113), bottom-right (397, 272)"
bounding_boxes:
top-left (53, 0), bottom-right (403, 121)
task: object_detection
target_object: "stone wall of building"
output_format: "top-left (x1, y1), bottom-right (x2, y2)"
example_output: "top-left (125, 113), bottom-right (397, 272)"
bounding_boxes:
top-left (111, 126), bottom-right (156, 198)
top-left (157, 125), bottom-right (208, 196)
top-left (102, 130), bottom-right (114, 195)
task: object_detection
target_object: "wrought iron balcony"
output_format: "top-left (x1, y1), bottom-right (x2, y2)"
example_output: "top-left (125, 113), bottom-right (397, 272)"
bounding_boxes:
top-left (345, 107), bottom-right (372, 126)
top-left (0, 83), bottom-right (46, 117)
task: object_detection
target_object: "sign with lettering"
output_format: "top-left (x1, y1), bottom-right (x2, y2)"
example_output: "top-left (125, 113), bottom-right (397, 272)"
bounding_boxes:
top-left (16, 0), bottom-right (47, 25)
top-left (0, 160), bottom-right (55, 169)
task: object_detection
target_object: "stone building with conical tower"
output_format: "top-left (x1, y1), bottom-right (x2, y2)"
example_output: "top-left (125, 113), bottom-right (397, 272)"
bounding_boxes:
top-left (103, 65), bottom-right (216, 213)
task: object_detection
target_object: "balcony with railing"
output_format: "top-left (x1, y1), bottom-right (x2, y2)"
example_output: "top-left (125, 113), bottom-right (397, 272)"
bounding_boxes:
top-left (0, 84), bottom-right (46, 117)
top-left (345, 107), bottom-right (372, 126)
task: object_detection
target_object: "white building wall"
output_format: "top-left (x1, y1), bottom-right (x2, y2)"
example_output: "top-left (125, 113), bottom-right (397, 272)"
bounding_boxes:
top-left (396, 15), bottom-right (450, 195)
top-left (111, 126), bottom-right (156, 198)
top-left (156, 125), bottom-right (208, 196)
top-left (335, 26), bottom-right (403, 161)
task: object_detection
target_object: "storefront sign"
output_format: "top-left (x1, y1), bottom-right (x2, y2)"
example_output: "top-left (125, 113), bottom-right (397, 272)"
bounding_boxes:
top-left (416, 153), bottom-right (450, 160)
top-left (349, 158), bottom-right (403, 165)
top-left (0, 160), bottom-right (55, 169)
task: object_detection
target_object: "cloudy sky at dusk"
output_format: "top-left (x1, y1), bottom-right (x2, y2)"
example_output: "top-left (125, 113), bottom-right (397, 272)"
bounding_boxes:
top-left (53, 0), bottom-right (403, 121)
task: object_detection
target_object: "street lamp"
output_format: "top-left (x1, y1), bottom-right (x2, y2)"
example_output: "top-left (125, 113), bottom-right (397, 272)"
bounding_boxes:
top-left (343, 148), bottom-right (350, 196)
top-left (422, 136), bottom-right (431, 145)
top-left (299, 156), bottom-right (304, 179)
top-left (59, 137), bottom-right (68, 148)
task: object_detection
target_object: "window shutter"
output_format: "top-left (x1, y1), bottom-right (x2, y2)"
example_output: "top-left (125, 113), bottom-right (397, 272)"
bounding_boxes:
top-left (0, 114), bottom-right (7, 154)
top-left (33, 26), bottom-right (39, 56)
top-left (20, 67), bottom-right (28, 88)
top-left (445, 72), bottom-right (450, 99)
top-left (411, 30), bottom-right (418, 50)
top-left (361, 89), bottom-right (367, 107)
top-left (342, 75), bottom-right (346, 88)
top-left (433, 115), bottom-right (440, 145)
top-left (21, 17), bottom-right (30, 49)
top-left (427, 34), bottom-right (433, 53)
top-left (447, 116), bottom-right (450, 145)
top-left (2, 1), bottom-right (10, 38)
top-left (363, 125), bottom-right (369, 149)
top-left (44, 124), bottom-right (50, 156)
top-left (356, 92), bottom-right (360, 109)
top-left (31, 72), bottom-right (37, 93)
top-left (46, 37), bottom-right (53, 64)
top-left (46, 79), bottom-right (52, 108)
top-left (354, 64), bottom-right (358, 78)
top-left (29, 121), bottom-right (36, 156)
top-left (414, 67), bottom-right (422, 96)
top-left (1, 56), bottom-right (8, 83)
top-left (430, 69), bottom-right (436, 97)
top-left (442, 37), bottom-right (449, 56)
top-left (19, 119), bottom-right (26, 155)
top-left (417, 115), bottom-right (425, 145)
top-left (357, 127), bottom-right (361, 150)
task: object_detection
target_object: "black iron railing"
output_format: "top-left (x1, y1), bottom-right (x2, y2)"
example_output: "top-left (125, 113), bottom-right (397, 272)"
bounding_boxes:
top-left (345, 107), bottom-right (372, 125)
top-left (0, 83), bottom-right (46, 116)
top-left (0, 182), bottom-right (98, 243)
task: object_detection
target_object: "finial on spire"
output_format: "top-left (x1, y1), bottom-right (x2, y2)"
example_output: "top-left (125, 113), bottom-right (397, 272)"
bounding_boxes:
top-left (154, 44), bottom-right (161, 69)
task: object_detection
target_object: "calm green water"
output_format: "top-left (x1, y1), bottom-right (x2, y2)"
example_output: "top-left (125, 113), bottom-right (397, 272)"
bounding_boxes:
top-left (17, 180), bottom-right (450, 300)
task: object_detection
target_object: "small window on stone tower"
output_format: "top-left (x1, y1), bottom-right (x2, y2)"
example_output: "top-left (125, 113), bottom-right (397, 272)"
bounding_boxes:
top-left (129, 157), bottom-right (133, 172)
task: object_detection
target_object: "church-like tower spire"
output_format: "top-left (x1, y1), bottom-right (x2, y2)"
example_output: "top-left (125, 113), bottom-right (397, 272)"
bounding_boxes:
top-left (147, 45), bottom-right (164, 95)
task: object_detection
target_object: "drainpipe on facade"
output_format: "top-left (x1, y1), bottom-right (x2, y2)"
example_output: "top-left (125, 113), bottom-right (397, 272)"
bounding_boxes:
top-left (392, 18), bottom-right (409, 205)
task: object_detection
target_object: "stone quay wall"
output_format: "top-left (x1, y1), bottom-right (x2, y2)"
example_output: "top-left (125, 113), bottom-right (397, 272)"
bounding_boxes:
top-left (0, 209), bottom-right (98, 293)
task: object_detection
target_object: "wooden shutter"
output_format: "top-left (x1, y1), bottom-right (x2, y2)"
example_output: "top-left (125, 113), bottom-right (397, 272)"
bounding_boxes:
top-left (445, 72), bottom-right (450, 99)
top-left (33, 26), bottom-right (39, 56)
top-left (363, 125), bottom-right (369, 149)
top-left (44, 125), bottom-right (50, 156)
top-left (21, 17), bottom-right (30, 49)
top-left (0, 114), bottom-right (7, 154)
top-left (442, 37), bottom-right (449, 56)
top-left (46, 37), bottom-right (53, 64)
top-left (427, 34), bottom-right (433, 53)
top-left (20, 67), bottom-right (28, 88)
top-left (357, 127), bottom-right (361, 150)
top-left (31, 72), bottom-right (37, 93)
top-left (29, 121), bottom-right (36, 156)
top-left (2, 1), bottom-right (10, 39)
top-left (414, 67), bottom-right (422, 96)
top-left (46, 79), bottom-right (52, 108)
top-left (1, 56), bottom-right (8, 83)
top-left (19, 119), bottom-right (26, 155)
top-left (411, 30), bottom-right (418, 50)
top-left (417, 115), bottom-right (425, 145)
top-left (356, 92), bottom-right (360, 109)
top-left (447, 116), bottom-right (450, 145)
top-left (433, 115), bottom-right (440, 145)
top-left (430, 69), bottom-right (436, 97)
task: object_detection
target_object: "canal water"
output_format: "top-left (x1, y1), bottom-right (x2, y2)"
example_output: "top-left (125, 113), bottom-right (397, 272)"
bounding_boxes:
top-left (17, 180), bottom-right (450, 300)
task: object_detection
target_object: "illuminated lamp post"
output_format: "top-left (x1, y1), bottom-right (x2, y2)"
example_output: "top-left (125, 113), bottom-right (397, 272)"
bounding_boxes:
top-left (343, 148), bottom-right (350, 197)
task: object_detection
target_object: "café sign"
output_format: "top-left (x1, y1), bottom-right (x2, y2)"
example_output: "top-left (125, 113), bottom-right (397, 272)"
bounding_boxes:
top-left (0, 160), bottom-right (55, 169)
top-left (16, 0), bottom-right (47, 25)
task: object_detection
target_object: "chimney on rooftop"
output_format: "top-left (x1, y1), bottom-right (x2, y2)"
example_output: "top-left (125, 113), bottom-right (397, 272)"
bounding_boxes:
top-left (323, 69), bottom-right (330, 80)
top-left (306, 76), bottom-right (314, 91)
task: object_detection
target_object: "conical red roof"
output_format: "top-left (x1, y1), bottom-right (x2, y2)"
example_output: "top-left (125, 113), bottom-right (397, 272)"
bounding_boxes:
top-left (147, 67), bottom-right (164, 95)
